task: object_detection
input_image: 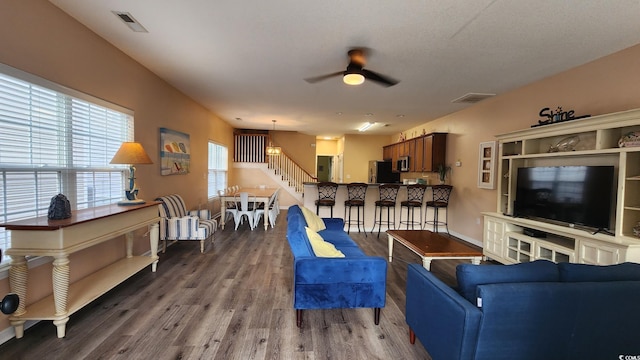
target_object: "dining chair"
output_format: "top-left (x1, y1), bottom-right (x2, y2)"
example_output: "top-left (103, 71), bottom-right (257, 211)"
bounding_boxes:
top-left (254, 189), bottom-right (279, 230)
top-left (233, 192), bottom-right (257, 230)
top-left (218, 189), bottom-right (236, 227)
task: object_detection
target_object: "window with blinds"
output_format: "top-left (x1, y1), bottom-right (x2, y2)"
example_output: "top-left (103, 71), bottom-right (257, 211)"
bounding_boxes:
top-left (208, 141), bottom-right (228, 198)
top-left (0, 66), bottom-right (133, 266)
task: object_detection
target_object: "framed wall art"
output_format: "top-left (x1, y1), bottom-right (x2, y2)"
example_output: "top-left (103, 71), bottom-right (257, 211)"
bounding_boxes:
top-left (160, 128), bottom-right (190, 175)
top-left (478, 141), bottom-right (497, 189)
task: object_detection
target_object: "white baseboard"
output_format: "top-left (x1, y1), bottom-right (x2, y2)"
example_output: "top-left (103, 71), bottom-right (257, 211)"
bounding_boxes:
top-left (0, 320), bottom-right (38, 345)
top-left (343, 224), bottom-right (483, 247)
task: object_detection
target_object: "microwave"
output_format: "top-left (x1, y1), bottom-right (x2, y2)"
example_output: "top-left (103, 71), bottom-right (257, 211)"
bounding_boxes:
top-left (397, 156), bottom-right (410, 172)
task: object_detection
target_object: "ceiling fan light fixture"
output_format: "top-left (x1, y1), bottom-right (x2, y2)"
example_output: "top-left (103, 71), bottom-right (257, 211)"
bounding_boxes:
top-left (343, 73), bottom-right (365, 86)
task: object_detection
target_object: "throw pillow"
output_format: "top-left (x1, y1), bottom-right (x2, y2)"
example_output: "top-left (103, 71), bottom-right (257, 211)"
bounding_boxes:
top-left (559, 262), bottom-right (640, 282)
top-left (305, 227), bottom-right (344, 258)
top-left (456, 260), bottom-right (559, 304)
top-left (300, 206), bottom-right (326, 232)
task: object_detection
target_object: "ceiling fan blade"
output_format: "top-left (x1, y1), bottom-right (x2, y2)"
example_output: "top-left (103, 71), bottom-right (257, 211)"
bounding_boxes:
top-left (304, 71), bottom-right (343, 84)
top-left (362, 69), bottom-right (399, 87)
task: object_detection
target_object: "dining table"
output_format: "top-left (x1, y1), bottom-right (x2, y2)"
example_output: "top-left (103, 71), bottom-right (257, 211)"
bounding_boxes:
top-left (220, 187), bottom-right (277, 230)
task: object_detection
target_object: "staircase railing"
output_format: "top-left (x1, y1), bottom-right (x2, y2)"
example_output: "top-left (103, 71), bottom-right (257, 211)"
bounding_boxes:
top-left (234, 133), bottom-right (316, 193)
top-left (267, 151), bottom-right (316, 193)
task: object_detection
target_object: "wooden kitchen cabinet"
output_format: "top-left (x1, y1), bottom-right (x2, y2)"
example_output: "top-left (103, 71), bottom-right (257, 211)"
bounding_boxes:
top-left (383, 145), bottom-right (393, 161)
top-left (420, 133), bottom-right (447, 171)
top-left (408, 139), bottom-right (417, 172)
top-left (413, 137), bottom-right (424, 172)
top-left (381, 132), bottom-right (447, 173)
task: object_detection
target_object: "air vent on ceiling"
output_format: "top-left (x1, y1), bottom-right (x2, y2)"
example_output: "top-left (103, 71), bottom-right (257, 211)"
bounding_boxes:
top-left (112, 11), bottom-right (148, 33)
top-left (451, 93), bottom-right (496, 104)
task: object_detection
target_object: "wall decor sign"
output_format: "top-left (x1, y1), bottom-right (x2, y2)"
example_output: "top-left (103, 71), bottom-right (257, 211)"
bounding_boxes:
top-left (160, 128), bottom-right (190, 175)
top-left (532, 106), bottom-right (590, 127)
top-left (477, 141), bottom-right (497, 189)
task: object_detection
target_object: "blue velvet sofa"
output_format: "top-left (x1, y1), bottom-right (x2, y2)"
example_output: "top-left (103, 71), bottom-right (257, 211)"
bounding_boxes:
top-left (406, 260), bottom-right (640, 360)
top-left (286, 205), bottom-right (387, 327)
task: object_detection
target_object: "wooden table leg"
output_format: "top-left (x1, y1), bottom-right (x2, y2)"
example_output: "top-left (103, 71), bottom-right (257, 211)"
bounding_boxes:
top-left (220, 199), bottom-right (227, 230)
top-left (422, 257), bottom-right (432, 271)
top-left (150, 223), bottom-right (159, 272)
top-left (387, 234), bottom-right (394, 262)
top-left (52, 255), bottom-right (70, 338)
top-left (9, 255), bottom-right (28, 338)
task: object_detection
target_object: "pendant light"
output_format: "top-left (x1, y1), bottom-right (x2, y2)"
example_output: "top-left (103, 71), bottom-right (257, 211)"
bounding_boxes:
top-left (266, 120), bottom-right (282, 156)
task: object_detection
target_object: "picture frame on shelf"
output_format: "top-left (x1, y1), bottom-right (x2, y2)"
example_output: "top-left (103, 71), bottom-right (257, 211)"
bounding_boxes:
top-left (478, 141), bottom-right (497, 189)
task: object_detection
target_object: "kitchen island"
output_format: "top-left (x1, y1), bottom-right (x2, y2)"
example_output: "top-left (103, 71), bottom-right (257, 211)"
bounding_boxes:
top-left (303, 183), bottom-right (437, 233)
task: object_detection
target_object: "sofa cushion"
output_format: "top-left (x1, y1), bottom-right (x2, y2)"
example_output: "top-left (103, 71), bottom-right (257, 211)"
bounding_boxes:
top-left (456, 260), bottom-right (559, 304)
top-left (317, 229), bottom-right (358, 247)
top-left (305, 227), bottom-right (344, 258)
top-left (301, 206), bottom-right (326, 232)
top-left (336, 246), bottom-right (366, 257)
top-left (559, 262), bottom-right (640, 282)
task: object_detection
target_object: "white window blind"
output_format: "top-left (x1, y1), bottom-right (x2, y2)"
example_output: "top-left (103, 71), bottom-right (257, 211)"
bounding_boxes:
top-left (0, 66), bottom-right (133, 266)
top-left (208, 141), bottom-right (228, 198)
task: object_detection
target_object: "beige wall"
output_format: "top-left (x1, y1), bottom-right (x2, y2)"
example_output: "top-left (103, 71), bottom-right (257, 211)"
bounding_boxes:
top-left (270, 131), bottom-right (316, 174)
top-left (316, 139), bottom-right (339, 155)
top-left (398, 43), bottom-right (640, 243)
top-left (0, 0), bottom-right (234, 333)
top-left (342, 134), bottom-right (391, 183)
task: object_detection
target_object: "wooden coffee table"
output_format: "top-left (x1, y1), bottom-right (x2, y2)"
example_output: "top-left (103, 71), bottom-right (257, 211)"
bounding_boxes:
top-left (387, 230), bottom-right (483, 270)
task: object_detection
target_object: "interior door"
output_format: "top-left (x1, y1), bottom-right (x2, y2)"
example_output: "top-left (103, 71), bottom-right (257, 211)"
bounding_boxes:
top-left (316, 155), bottom-right (333, 182)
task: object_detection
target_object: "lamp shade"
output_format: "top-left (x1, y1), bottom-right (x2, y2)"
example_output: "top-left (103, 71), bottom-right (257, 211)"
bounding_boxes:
top-left (110, 142), bottom-right (153, 165)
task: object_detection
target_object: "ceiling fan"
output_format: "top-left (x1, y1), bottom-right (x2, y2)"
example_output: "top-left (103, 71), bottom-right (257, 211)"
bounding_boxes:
top-left (304, 48), bottom-right (399, 87)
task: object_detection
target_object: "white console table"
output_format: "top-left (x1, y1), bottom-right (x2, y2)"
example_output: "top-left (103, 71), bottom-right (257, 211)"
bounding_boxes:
top-left (1, 202), bottom-right (160, 339)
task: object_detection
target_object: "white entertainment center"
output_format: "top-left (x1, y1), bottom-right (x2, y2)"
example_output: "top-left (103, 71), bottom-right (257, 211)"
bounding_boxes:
top-left (483, 108), bottom-right (640, 265)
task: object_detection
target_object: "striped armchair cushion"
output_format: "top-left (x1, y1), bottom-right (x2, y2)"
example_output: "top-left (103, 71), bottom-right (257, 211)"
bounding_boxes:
top-left (156, 194), bottom-right (217, 241)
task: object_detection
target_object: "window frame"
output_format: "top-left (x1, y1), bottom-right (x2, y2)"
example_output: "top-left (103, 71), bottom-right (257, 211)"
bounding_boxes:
top-left (0, 63), bottom-right (134, 270)
top-left (207, 140), bottom-right (228, 199)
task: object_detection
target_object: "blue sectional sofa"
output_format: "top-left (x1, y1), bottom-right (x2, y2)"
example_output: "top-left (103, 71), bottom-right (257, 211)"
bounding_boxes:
top-left (406, 260), bottom-right (640, 360)
top-left (286, 205), bottom-right (387, 327)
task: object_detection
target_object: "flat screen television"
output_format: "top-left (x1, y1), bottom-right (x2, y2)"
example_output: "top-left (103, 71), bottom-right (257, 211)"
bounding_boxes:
top-left (514, 165), bottom-right (615, 230)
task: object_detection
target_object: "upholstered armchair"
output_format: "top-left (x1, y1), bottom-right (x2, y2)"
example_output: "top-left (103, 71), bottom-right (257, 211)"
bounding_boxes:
top-left (155, 194), bottom-right (217, 253)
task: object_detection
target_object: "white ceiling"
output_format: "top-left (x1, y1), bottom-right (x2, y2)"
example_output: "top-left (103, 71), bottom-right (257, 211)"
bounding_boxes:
top-left (50, 0), bottom-right (640, 137)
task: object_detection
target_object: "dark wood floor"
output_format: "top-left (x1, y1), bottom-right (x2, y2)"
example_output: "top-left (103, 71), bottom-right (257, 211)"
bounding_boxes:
top-left (0, 210), bottom-right (471, 360)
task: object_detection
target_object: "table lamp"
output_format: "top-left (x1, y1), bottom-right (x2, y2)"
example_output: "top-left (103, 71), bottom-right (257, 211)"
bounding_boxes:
top-left (110, 142), bottom-right (153, 205)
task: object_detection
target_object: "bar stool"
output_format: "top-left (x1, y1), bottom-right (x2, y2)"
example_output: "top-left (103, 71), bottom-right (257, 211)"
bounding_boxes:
top-left (344, 183), bottom-right (368, 235)
top-left (371, 184), bottom-right (400, 237)
top-left (425, 185), bottom-right (453, 235)
top-left (399, 184), bottom-right (427, 229)
top-left (315, 182), bottom-right (338, 217)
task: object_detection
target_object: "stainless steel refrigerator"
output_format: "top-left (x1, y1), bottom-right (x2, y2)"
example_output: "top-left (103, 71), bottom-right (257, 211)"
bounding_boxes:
top-left (368, 160), bottom-right (400, 183)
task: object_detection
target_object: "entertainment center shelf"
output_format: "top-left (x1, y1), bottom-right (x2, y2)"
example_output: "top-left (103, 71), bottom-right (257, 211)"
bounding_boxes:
top-left (484, 108), bottom-right (640, 265)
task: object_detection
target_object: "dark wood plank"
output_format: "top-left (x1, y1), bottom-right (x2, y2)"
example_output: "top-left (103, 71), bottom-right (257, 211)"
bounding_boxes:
top-left (0, 210), bottom-right (474, 359)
